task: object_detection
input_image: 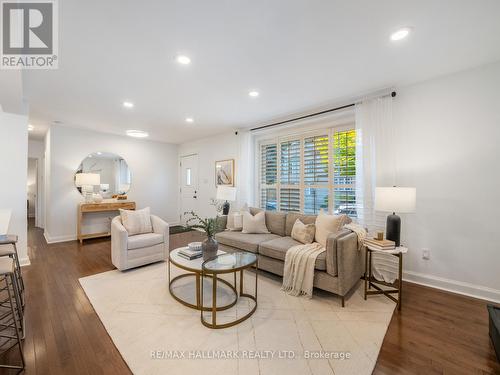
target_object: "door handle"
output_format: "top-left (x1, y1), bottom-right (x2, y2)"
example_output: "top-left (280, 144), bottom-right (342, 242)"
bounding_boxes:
top-left (193, 196), bottom-right (197, 199)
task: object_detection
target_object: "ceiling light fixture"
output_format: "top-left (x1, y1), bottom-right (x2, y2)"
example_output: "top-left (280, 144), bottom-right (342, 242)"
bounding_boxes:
top-left (28, 124), bottom-right (34, 131)
top-left (185, 117), bottom-right (194, 123)
top-left (123, 101), bottom-right (134, 108)
top-left (248, 90), bottom-right (259, 97)
top-left (176, 55), bottom-right (191, 65)
top-left (126, 130), bottom-right (149, 138)
top-left (390, 27), bottom-right (411, 41)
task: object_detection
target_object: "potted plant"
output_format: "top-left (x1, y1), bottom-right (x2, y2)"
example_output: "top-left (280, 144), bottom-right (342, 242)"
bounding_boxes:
top-left (184, 211), bottom-right (221, 261)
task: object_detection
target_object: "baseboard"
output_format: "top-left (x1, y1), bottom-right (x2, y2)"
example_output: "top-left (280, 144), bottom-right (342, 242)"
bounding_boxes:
top-left (404, 270), bottom-right (500, 304)
top-left (43, 231), bottom-right (77, 244)
top-left (20, 257), bottom-right (31, 267)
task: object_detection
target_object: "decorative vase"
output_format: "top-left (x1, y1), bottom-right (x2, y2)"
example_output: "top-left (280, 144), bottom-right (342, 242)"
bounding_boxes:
top-left (202, 236), bottom-right (218, 261)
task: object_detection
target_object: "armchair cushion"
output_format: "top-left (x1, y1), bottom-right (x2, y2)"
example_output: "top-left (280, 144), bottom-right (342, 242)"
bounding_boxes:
top-left (119, 207), bottom-right (152, 235)
top-left (127, 233), bottom-right (164, 250)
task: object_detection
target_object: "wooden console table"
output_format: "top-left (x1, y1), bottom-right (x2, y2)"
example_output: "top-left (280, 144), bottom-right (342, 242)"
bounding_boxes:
top-left (77, 201), bottom-right (135, 244)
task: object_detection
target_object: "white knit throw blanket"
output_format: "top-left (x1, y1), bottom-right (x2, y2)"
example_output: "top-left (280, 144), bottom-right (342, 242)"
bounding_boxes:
top-left (343, 223), bottom-right (367, 250)
top-left (281, 242), bottom-right (325, 298)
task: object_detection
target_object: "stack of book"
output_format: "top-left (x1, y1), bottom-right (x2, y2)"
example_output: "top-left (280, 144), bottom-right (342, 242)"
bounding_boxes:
top-left (178, 243), bottom-right (203, 260)
top-left (364, 238), bottom-right (396, 251)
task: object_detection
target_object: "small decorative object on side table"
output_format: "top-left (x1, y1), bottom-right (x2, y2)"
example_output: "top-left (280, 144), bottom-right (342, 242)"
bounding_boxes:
top-left (364, 245), bottom-right (408, 310)
top-left (184, 211), bottom-right (222, 261)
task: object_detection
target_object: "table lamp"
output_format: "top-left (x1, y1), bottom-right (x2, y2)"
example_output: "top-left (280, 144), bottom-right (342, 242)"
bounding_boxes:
top-left (374, 187), bottom-right (416, 247)
top-left (216, 186), bottom-right (237, 215)
top-left (75, 173), bottom-right (100, 203)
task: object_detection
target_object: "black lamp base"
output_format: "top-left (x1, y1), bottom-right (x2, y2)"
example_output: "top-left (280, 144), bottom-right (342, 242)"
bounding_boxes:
top-left (222, 201), bottom-right (230, 215)
top-left (386, 213), bottom-right (401, 247)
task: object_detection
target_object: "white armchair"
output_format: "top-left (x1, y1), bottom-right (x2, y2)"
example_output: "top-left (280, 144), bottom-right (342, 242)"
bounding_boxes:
top-left (111, 215), bottom-right (169, 271)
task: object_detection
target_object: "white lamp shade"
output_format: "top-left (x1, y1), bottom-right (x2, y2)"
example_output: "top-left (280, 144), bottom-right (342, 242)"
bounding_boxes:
top-left (75, 173), bottom-right (100, 186)
top-left (216, 186), bottom-right (237, 201)
top-left (375, 187), bottom-right (416, 213)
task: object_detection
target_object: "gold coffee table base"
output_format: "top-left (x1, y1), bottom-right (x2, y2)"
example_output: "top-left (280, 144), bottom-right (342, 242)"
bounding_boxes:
top-left (169, 273), bottom-right (238, 312)
top-left (201, 266), bottom-right (258, 329)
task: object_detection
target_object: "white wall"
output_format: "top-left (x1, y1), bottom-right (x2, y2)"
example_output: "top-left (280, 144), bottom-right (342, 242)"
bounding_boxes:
top-left (28, 139), bottom-right (45, 227)
top-left (178, 132), bottom-right (243, 219)
top-left (44, 125), bottom-right (179, 242)
top-left (0, 112), bottom-right (29, 265)
top-left (393, 61), bottom-right (500, 301)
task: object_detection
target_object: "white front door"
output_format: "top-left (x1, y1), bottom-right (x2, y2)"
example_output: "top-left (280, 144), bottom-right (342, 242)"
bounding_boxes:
top-left (180, 154), bottom-right (198, 223)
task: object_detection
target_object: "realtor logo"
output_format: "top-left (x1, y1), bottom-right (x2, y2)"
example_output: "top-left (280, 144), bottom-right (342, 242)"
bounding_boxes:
top-left (1, 0), bottom-right (58, 69)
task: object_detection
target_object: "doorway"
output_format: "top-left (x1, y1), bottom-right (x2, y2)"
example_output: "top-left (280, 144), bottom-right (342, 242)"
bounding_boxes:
top-left (27, 158), bottom-right (38, 226)
top-left (180, 154), bottom-right (198, 223)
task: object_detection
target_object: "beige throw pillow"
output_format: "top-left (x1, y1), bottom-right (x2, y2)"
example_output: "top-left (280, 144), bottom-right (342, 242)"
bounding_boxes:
top-left (314, 211), bottom-right (350, 247)
top-left (119, 207), bottom-right (153, 236)
top-left (291, 219), bottom-right (316, 244)
top-left (241, 211), bottom-right (269, 234)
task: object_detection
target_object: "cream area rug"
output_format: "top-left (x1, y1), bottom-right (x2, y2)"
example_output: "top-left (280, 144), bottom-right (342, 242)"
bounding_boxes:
top-left (79, 262), bottom-right (395, 375)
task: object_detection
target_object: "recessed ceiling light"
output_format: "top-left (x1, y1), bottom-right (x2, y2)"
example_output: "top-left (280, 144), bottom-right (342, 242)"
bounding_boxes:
top-left (248, 90), bottom-right (259, 97)
top-left (28, 124), bottom-right (34, 131)
top-left (96, 152), bottom-right (102, 155)
top-left (390, 27), bottom-right (411, 41)
top-left (123, 101), bottom-right (134, 108)
top-left (185, 117), bottom-right (194, 123)
top-left (126, 130), bottom-right (149, 138)
top-left (176, 55), bottom-right (191, 65)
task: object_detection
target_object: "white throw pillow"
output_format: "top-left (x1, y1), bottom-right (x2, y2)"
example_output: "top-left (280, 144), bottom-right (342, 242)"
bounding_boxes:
top-left (226, 203), bottom-right (248, 231)
top-left (314, 211), bottom-right (349, 247)
top-left (241, 211), bottom-right (269, 234)
top-left (291, 219), bottom-right (316, 244)
top-left (119, 207), bottom-right (153, 236)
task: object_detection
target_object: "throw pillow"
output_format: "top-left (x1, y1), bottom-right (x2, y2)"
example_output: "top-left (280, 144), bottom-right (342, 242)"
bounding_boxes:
top-left (314, 210), bottom-right (350, 247)
top-left (226, 203), bottom-right (248, 231)
top-left (241, 211), bottom-right (269, 234)
top-left (119, 207), bottom-right (153, 236)
top-left (291, 219), bottom-right (316, 244)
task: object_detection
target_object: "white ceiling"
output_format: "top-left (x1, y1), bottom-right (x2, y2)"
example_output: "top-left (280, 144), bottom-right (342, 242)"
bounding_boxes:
top-left (22, 0), bottom-right (500, 144)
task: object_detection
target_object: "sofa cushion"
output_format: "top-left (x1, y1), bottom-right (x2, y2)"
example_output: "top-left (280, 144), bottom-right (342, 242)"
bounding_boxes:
top-left (315, 212), bottom-right (351, 247)
top-left (259, 236), bottom-right (326, 271)
top-left (291, 219), bottom-right (316, 244)
top-left (248, 208), bottom-right (287, 236)
top-left (127, 233), bottom-right (164, 250)
top-left (215, 231), bottom-right (280, 253)
top-left (285, 213), bottom-right (317, 236)
top-left (242, 211), bottom-right (270, 234)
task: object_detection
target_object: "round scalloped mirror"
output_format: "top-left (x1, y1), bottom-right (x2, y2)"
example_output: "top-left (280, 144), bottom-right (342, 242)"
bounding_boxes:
top-left (74, 152), bottom-right (131, 198)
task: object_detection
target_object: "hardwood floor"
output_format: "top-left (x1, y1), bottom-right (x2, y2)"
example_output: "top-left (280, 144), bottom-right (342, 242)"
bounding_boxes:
top-left (1, 221), bottom-right (498, 374)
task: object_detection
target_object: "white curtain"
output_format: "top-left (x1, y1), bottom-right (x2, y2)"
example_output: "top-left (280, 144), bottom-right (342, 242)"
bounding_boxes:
top-left (236, 130), bottom-right (254, 207)
top-left (355, 96), bottom-right (395, 232)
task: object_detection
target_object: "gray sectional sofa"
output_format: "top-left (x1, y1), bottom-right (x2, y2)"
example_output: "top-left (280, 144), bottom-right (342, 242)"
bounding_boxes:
top-left (215, 207), bottom-right (365, 306)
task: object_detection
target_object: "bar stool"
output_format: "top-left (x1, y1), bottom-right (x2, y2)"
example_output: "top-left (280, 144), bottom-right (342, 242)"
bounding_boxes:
top-left (0, 235), bottom-right (24, 308)
top-left (0, 257), bottom-right (25, 373)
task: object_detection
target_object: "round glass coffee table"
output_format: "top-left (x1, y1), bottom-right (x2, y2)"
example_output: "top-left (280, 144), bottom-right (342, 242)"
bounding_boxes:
top-left (168, 248), bottom-right (238, 312)
top-left (201, 252), bottom-right (258, 329)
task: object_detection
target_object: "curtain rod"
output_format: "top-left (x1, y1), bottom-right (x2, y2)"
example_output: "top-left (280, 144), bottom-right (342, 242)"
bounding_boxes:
top-left (250, 91), bottom-right (396, 132)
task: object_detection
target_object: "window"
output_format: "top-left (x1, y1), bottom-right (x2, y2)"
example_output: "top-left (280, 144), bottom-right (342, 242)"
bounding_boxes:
top-left (259, 127), bottom-right (357, 216)
top-left (186, 168), bottom-right (192, 186)
top-left (260, 144), bottom-right (277, 211)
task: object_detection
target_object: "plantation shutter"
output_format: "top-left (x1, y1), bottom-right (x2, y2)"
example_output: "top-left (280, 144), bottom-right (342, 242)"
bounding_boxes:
top-left (279, 139), bottom-right (300, 212)
top-left (333, 129), bottom-right (357, 216)
top-left (303, 135), bottom-right (329, 185)
top-left (260, 143), bottom-right (277, 210)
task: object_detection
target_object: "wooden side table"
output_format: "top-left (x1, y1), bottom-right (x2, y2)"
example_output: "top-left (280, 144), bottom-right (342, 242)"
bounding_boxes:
top-left (77, 201), bottom-right (136, 244)
top-left (364, 246), bottom-right (407, 310)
